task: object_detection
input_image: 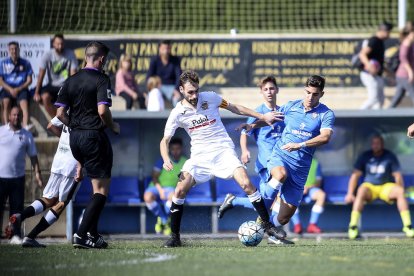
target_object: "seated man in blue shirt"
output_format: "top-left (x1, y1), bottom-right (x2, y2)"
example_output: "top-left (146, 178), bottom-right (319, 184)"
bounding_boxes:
top-left (345, 135), bottom-right (414, 239)
top-left (146, 40), bottom-right (182, 106)
top-left (0, 41), bottom-right (33, 127)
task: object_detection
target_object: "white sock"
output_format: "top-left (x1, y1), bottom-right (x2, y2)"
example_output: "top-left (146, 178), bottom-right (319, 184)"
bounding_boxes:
top-left (312, 205), bottom-right (324, 214)
top-left (44, 210), bottom-right (58, 225)
top-left (145, 201), bottom-right (158, 210)
top-left (268, 178), bottom-right (282, 190)
top-left (172, 196), bottom-right (185, 205)
top-left (247, 190), bottom-right (261, 202)
top-left (31, 200), bottom-right (45, 215)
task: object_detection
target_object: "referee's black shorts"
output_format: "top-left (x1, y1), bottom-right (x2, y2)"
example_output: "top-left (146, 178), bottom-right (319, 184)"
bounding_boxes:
top-left (70, 129), bottom-right (113, 179)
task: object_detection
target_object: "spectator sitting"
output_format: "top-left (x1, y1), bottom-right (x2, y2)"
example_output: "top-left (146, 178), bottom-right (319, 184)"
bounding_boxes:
top-left (115, 54), bottom-right (145, 110)
top-left (146, 76), bottom-right (164, 112)
top-left (34, 34), bottom-right (78, 118)
top-left (0, 41), bottom-right (32, 128)
top-left (290, 158), bottom-right (326, 234)
top-left (359, 22), bottom-right (393, 109)
top-left (389, 27), bottom-right (414, 108)
top-left (146, 40), bottom-right (182, 107)
top-left (345, 135), bottom-right (414, 239)
top-left (143, 137), bottom-right (187, 235)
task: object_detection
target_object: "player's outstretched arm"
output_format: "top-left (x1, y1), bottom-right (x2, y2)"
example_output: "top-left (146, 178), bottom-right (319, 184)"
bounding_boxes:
top-left (47, 122), bottom-right (62, 137)
top-left (239, 133), bottom-right (251, 164)
top-left (282, 129), bottom-right (333, 152)
top-left (56, 106), bottom-right (69, 126)
top-left (223, 103), bottom-right (283, 126)
top-left (160, 136), bottom-right (173, 171)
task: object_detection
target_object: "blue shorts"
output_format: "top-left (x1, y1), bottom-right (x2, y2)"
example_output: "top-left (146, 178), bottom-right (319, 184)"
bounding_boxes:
top-left (302, 187), bottom-right (322, 204)
top-left (145, 186), bottom-right (175, 201)
top-left (258, 168), bottom-right (268, 192)
top-left (267, 151), bottom-right (310, 207)
top-left (0, 88), bottom-right (29, 103)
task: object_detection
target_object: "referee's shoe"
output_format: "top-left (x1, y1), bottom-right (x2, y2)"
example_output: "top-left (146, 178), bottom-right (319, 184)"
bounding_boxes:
top-left (73, 233), bottom-right (105, 249)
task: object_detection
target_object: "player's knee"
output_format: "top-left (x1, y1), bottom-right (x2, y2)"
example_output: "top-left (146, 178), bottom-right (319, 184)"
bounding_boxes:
top-left (317, 190), bottom-right (326, 201)
top-left (143, 192), bottom-right (154, 202)
top-left (41, 197), bottom-right (58, 207)
top-left (357, 186), bottom-right (370, 198)
top-left (394, 186), bottom-right (405, 197)
top-left (271, 167), bottom-right (287, 182)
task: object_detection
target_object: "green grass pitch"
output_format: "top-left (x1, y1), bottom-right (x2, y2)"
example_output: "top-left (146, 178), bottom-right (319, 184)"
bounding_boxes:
top-left (1, 238), bottom-right (414, 276)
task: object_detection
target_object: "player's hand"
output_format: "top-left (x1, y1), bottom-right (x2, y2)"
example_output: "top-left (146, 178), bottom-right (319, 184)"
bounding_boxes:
top-left (235, 123), bottom-right (253, 132)
top-left (407, 123), bottom-right (414, 138)
top-left (111, 122), bottom-right (120, 135)
top-left (262, 111), bottom-right (284, 126)
top-left (163, 160), bottom-right (174, 171)
top-left (35, 171), bottom-right (43, 188)
top-left (10, 88), bottom-right (18, 98)
top-left (281, 143), bottom-right (301, 152)
top-left (241, 150), bottom-right (251, 165)
top-left (344, 193), bottom-right (355, 204)
top-left (33, 90), bottom-right (41, 103)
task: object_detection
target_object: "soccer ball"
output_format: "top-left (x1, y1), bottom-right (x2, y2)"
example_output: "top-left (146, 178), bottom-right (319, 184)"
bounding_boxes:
top-left (238, 221), bottom-right (264, 246)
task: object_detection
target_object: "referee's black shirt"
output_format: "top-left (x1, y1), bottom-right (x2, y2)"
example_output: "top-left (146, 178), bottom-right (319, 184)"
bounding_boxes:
top-left (55, 68), bottom-right (112, 130)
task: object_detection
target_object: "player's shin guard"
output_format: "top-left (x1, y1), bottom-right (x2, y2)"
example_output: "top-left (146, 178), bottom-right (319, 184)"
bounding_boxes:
top-left (263, 178), bottom-right (281, 206)
top-left (77, 193), bottom-right (107, 237)
top-left (21, 199), bottom-right (46, 221)
top-left (170, 197), bottom-right (185, 235)
top-left (27, 209), bottom-right (58, 239)
top-left (248, 190), bottom-right (269, 223)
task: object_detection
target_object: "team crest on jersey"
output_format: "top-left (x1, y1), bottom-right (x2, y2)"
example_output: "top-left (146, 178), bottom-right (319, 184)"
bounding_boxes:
top-left (201, 101), bottom-right (209, 110)
top-left (312, 112), bottom-right (318, 119)
top-left (107, 89), bottom-right (112, 99)
top-left (300, 122), bottom-right (306, 130)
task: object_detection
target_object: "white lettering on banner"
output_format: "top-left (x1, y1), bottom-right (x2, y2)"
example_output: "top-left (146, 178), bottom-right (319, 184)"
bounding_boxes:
top-left (0, 36), bottom-right (51, 90)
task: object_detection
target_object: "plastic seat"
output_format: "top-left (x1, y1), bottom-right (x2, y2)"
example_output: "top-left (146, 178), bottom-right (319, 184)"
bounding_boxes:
top-left (108, 176), bottom-right (141, 204)
top-left (216, 178), bottom-right (246, 202)
top-left (186, 181), bottom-right (212, 203)
top-left (74, 178), bottom-right (93, 203)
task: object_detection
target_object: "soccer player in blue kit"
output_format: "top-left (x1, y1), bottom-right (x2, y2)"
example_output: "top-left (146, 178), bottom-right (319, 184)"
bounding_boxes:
top-left (245, 75), bottom-right (335, 241)
top-left (217, 76), bottom-right (284, 216)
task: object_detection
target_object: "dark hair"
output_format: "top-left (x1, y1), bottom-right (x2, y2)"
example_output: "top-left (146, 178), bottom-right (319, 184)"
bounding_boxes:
top-left (179, 70), bottom-right (199, 87)
top-left (170, 137), bottom-right (183, 146)
top-left (371, 134), bottom-right (384, 143)
top-left (305, 75), bottom-right (325, 91)
top-left (85, 41), bottom-right (110, 61)
top-left (160, 40), bottom-right (171, 46)
top-left (8, 41), bottom-right (19, 48)
top-left (52, 34), bottom-right (64, 43)
top-left (258, 76), bottom-right (278, 88)
top-left (378, 21), bottom-right (393, 32)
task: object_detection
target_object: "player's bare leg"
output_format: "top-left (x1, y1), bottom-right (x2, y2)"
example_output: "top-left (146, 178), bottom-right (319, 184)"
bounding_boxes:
top-left (164, 172), bottom-right (195, 247)
top-left (307, 189), bottom-right (326, 233)
top-left (388, 185), bottom-right (414, 237)
top-left (233, 167), bottom-right (286, 239)
top-left (348, 185), bottom-right (372, 239)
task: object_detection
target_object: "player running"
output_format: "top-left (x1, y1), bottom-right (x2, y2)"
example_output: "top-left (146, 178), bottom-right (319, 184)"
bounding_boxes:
top-left (7, 116), bottom-right (82, 247)
top-left (161, 70), bottom-right (285, 247)
top-left (243, 75), bottom-right (334, 241)
top-left (217, 76), bottom-right (284, 216)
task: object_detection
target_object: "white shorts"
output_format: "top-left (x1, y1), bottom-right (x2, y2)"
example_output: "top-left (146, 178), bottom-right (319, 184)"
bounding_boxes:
top-left (182, 148), bottom-right (244, 184)
top-left (42, 173), bottom-right (79, 202)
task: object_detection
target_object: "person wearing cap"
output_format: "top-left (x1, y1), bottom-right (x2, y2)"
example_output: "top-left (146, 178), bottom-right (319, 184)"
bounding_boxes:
top-left (359, 22), bottom-right (393, 109)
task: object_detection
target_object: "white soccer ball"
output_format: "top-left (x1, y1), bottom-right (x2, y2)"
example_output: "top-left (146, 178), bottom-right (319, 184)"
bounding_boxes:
top-left (238, 221), bottom-right (264, 246)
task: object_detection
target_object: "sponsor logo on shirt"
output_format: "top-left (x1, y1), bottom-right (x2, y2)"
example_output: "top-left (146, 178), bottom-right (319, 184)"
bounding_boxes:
top-left (201, 101), bottom-right (209, 110)
top-left (189, 115), bottom-right (217, 131)
top-left (300, 123), bottom-right (306, 130)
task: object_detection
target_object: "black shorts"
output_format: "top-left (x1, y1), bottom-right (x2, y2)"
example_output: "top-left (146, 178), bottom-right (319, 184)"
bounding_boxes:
top-left (0, 88), bottom-right (29, 103)
top-left (70, 129), bottom-right (113, 179)
top-left (41, 85), bottom-right (61, 103)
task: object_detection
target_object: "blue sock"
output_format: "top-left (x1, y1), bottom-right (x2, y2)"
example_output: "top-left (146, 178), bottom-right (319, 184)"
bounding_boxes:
top-left (270, 210), bottom-right (281, 226)
top-left (263, 178), bottom-right (281, 206)
top-left (146, 201), bottom-right (168, 223)
top-left (232, 197), bottom-right (254, 209)
top-left (309, 205), bottom-right (324, 225)
top-left (290, 210), bottom-right (300, 225)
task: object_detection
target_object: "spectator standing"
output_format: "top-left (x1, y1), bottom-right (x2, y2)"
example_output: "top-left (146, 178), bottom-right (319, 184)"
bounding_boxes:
top-left (389, 28), bottom-right (414, 107)
top-left (115, 54), bottom-right (145, 110)
top-left (146, 40), bottom-right (182, 107)
top-left (359, 22), bottom-right (393, 109)
top-left (34, 34), bottom-right (78, 118)
top-left (0, 106), bottom-right (43, 244)
top-left (146, 76), bottom-right (164, 112)
top-left (0, 42), bottom-right (32, 127)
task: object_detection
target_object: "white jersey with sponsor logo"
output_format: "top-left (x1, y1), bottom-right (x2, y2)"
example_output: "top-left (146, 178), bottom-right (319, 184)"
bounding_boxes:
top-left (164, 91), bottom-right (235, 157)
top-left (50, 117), bottom-right (78, 177)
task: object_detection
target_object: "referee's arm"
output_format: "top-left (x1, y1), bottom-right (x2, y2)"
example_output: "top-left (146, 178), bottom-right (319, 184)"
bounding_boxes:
top-left (98, 104), bottom-right (120, 134)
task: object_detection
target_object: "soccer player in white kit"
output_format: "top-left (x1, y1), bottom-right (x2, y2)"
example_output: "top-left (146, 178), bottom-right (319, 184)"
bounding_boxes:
top-left (161, 70), bottom-right (286, 247)
top-left (8, 116), bottom-right (82, 247)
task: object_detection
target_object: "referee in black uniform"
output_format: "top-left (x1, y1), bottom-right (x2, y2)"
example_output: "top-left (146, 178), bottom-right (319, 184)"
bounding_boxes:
top-left (55, 41), bottom-right (120, 249)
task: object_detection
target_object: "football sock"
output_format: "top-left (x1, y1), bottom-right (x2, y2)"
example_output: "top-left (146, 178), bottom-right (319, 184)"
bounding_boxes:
top-left (170, 197), bottom-right (185, 235)
top-left (349, 210), bottom-right (361, 227)
top-left (21, 199), bottom-right (46, 221)
top-left (27, 209), bottom-right (58, 239)
top-left (309, 205), bottom-right (324, 225)
top-left (146, 201), bottom-right (167, 221)
top-left (77, 193), bottom-right (107, 237)
top-left (163, 201), bottom-right (172, 223)
top-left (270, 212), bottom-right (282, 227)
top-left (248, 190), bottom-right (270, 223)
top-left (232, 197), bottom-right (254, 209)
top-left (290, 208), bottom-right (300, 225)
top-left (263, 178), bottom-right (281, 205)
top-left (400, 210), bottom-right (412, 227)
